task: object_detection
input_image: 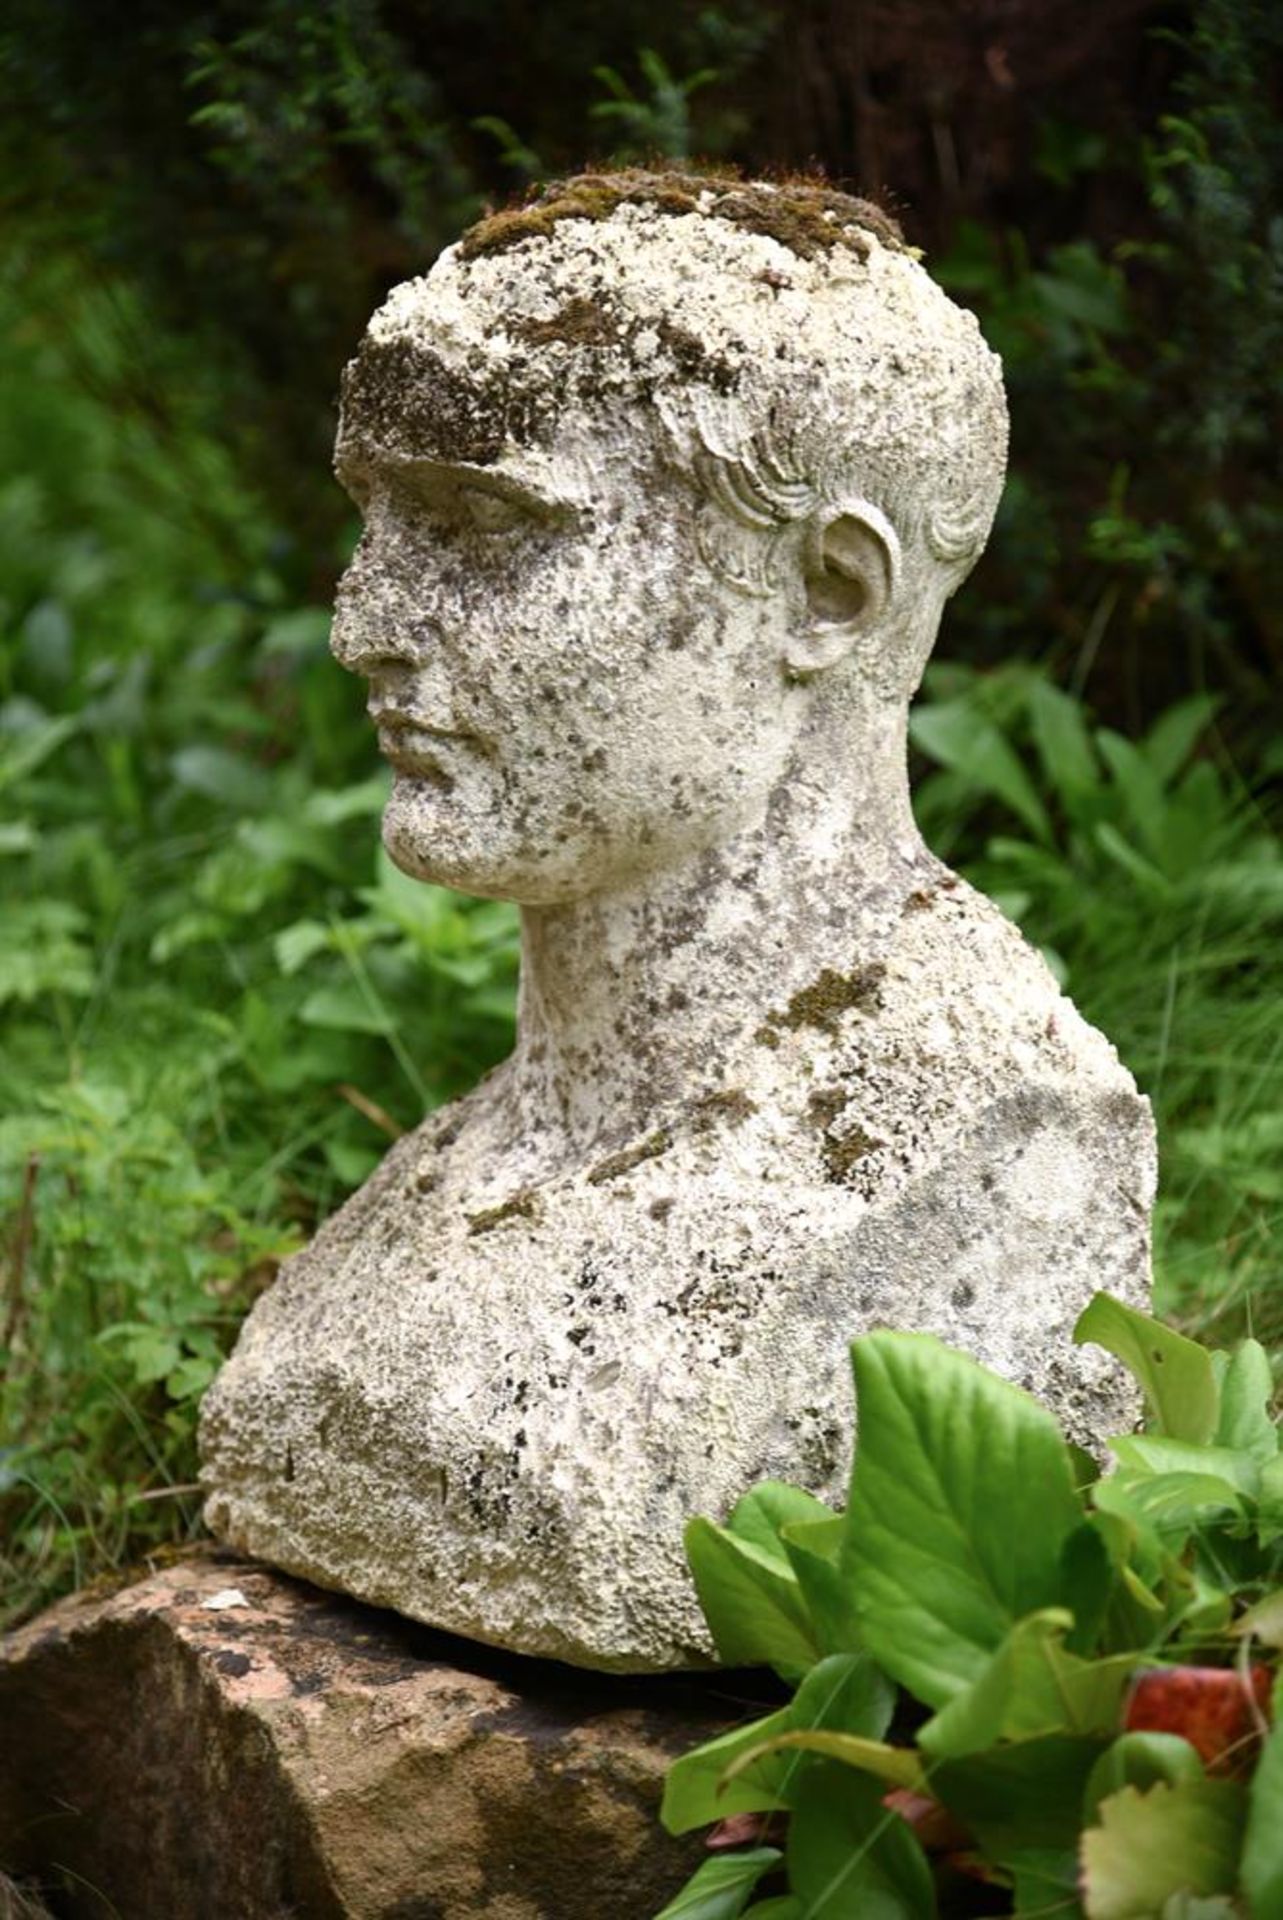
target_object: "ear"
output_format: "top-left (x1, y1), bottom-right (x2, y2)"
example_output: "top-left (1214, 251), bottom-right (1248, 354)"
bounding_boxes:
top-left (786, 503), bottom-right (902, 676)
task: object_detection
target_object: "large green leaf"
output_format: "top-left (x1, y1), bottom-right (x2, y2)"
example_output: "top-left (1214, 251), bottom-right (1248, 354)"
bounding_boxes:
top-left (1060, 1520), bottom-right (1116, 1654)
top-left (783, 1516), bottom-right (862, 1655)
top-left (685, 1518), bottom-right (821, 1678)
top-left (786, 1762), bottom-right (936, 1918)
top-left (1096, 730), bottom-right (1169, 862)
top-left (661, 1709), bottom-right (793, 1835)
top-left (1240, 1689), bottom-right (1283, 1918)
top-left (662, 1655), bottom-right (894, 1837)
top-left (909, 697), bottom-right (1051, 842)
top-left (845, 1333), bottom-right (1082, 1707)
top-left (1141, 693), bottom-right (1220, 786)
top-left (1092, 1468), bottom-right (1244, 1544)
top-left (789, 1653), bottom-right (897, 1747)
top-left (1028, 676), bottom-right (1100, 802)
top-left (1080, 1781), bottom-right (1246, 1918)
top-left (652, 1849), bottom-right (783, 1920)
top-left (1074, 1296), bottom-right (1219, 1444)
top-left (728, 1482), bottom-right (835, 1562)
top-left (917, 1609), bottom-right (1134, 1759)
top-left (932, 1734), bottom-right (1106, 1855)
top-left (1006, 1849), bottom-right (1083, 1918)
top-left (1108, 1434), bottom-right (1260, 1496)
top-left (1215, 1340), bottom-right (1278, 1464)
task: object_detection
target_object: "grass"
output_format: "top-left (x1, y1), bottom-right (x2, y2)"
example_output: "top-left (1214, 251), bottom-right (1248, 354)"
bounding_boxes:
top-left (1, 258), bottom-right (1280, 1626)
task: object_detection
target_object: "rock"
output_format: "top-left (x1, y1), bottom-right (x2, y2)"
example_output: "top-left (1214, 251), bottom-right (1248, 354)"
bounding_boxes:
top-left (0, 1550), bottom-right (734, 1918)
top-left (201, 169), bottom-right (1154, 1671)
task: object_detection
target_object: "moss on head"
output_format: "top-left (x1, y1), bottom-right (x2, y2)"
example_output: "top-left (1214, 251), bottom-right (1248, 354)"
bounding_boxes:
top-left (459, 166), bottom-right (904, 266)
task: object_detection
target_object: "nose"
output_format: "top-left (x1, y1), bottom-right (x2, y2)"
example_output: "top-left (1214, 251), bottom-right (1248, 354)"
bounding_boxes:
top-left (329, 527), bottom-right (417, 678)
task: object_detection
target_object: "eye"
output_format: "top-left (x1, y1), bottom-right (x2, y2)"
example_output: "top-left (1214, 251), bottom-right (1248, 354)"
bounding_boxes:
top-left (336, 456), bottom-right (373, 513)
top-left (456, 484), bottom-right (530, 534)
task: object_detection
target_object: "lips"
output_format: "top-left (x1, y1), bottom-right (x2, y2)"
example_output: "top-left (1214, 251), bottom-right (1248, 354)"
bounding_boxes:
top-left (366, 705), bottom-right (456, 771)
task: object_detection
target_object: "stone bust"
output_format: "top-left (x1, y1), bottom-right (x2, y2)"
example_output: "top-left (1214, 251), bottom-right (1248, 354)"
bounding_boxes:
top-left (200, 172), bottom-right (1155, 1671)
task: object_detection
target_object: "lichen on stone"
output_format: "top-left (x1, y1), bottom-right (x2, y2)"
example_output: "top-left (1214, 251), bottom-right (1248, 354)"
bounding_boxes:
top-left (690, 1087), bottom-right (758, 1129)
top-left (764, 962), bottom-right (887, 1039)
top-left (586, 1129), bottom-right (672, 1186)
top-left (467, 1188), bottom-right (540, 1235)
top-left (339, 335), bottom-right (544, 468)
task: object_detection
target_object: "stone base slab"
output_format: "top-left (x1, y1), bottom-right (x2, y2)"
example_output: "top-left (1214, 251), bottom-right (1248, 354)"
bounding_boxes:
top-left (0, 1549), bottom-right (738, 1918)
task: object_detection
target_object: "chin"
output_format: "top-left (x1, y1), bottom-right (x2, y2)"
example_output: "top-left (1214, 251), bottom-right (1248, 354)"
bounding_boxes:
top-left (379, 793), bottom-right (544, 902)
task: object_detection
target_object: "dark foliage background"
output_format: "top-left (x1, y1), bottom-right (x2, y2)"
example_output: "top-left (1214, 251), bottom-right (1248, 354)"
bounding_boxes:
top-left (1, 0), bottom-right (1281, 1618)
top-left (7, 0), bottom-right (1281, 709)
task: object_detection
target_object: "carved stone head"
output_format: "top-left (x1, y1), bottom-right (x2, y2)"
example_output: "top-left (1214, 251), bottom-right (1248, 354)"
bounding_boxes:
top-left (331, 171), bottom-right (1008, 905)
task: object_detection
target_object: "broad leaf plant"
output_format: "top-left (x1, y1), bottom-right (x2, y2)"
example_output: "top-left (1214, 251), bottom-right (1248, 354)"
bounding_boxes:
top-left (656, 1295), bottom-right (1283, 1919)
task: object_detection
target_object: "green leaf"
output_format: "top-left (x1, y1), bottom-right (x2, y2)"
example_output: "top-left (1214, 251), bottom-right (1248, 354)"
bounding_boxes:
top-left (909, 697), bottom-right (1051, 842)
top-left (783, 1517), bottom-right (862, 1654)
top-left (1080, 1780), bottom-right (1246, 1918)
top-left (165, 1355), bottom-right (217, 1400)
top-left (1074, 1295), bottom-right (1219, 1443)
top-left (789, 1653), bottom-right (897, 1746)
top-left (723, 1730), bottom-right (925, 1794)
top-left (741, 1903), bottom-right (801, 1919)
top-left (1142, 694), bottom-right (1219, 786)
top-left (1241, 1692), bottom-right (1283, 1917)
top-left (1234, 1590), bottom-right (1283, 1647)
top-left (729, 1482), bottom-right (835, 1563)
top-left (932, 1734), bottom-right (1106, 1855)
top-left (1082, 1733), bottom-right (1205, 1825)
top-left (666, 1651), bottom-right (899, 1836)
top-left (1060, 1520), bottom-right (1116, 1654)
top-left (1028, 678), bottom-right (1099, 800)
top-left (274, 919), bottom-right (335, 975)
top-left (1006, 1849), bottom-right (1083, 1918)
top-left (786, 1762), bottom-right (936, 1919)
top-left (0, 712), bottom-right (78, 792)
top-left (1092, 1468), bottom-right (1244, 1543)
top-left (299, 980), bottom-right (396, 1035)
top-left (170, 742), bottom-right (271, 810)
top-left (661, 1709), bottom-right (793, 1835)
top-left (1091, 821), bottom-right (1174, 898)
top-left (1214, 1340), bottom-right (1277, 1463)
top-left (1096, 730), bottom-right (1169, 861)
top-left (685, 1517), bottom-right (821, 1678)
top-left (846, 1332), bottom-right (1082, 1707)
top-left (918, 1609), bottom-right (1135, 1759)
top-left (651, 1849), bottom-right (782, 1920)
top-left (1109, 1434), bottom-right (1260, 1497)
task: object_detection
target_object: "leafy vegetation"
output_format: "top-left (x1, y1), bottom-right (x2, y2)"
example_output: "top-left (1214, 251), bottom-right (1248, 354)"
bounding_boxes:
top-left (910, 664), bottom-right (1283, 1341)
top-left (657, 1295), bottom-right (1283, 1918)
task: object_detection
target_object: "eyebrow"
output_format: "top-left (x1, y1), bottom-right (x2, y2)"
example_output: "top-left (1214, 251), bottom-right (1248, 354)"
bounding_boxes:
top-left (338, 444), bottom-right (581, 519)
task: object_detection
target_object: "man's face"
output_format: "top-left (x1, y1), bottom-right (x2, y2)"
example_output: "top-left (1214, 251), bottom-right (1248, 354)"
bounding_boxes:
top-left (331, 326), bottom-right (807, 906)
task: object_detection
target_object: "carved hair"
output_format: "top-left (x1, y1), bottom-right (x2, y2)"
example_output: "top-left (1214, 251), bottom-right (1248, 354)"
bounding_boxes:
top-left (366, 170), bottom-right (1008, 696)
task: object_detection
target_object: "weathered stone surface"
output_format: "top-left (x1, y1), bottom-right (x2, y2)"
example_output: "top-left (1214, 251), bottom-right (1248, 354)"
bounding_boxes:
top-left (201, 171), bottom-right (1155, 1671)
top-left (0, 1551), bottom-right (729, 1918)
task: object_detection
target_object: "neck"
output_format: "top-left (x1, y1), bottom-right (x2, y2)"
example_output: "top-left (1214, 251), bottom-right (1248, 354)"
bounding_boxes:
top-left (487, 696), bottom-right (932, 1167)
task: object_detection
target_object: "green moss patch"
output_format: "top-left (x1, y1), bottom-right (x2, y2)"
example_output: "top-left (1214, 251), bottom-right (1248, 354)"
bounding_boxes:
top-left (459, 167), bottom-right (903, 265)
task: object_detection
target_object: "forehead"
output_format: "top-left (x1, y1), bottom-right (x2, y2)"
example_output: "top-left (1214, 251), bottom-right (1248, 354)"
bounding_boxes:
top-left (337, 331), bottom-right (673, 513)
top-left (339, 332), bottom-right (558, 468)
